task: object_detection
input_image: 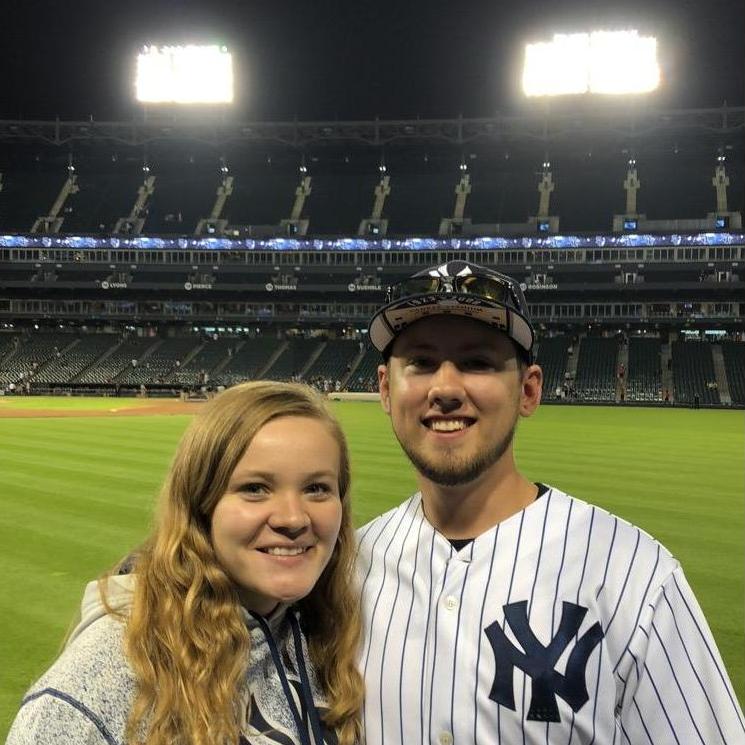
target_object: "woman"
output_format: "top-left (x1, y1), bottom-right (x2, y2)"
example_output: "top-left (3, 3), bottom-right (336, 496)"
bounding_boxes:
top-left (8, 381), bottom-right (363, 745)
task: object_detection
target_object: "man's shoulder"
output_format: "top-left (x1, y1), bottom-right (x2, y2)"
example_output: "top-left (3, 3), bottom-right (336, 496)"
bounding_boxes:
top-left (357, 492), bottom-right (429, 566)
top-left (356, 494), bottom-right (422, 547)
top-left (354, 485), bottom-right (677, 570)
top-left (548, 485), bottom-right (676, 563)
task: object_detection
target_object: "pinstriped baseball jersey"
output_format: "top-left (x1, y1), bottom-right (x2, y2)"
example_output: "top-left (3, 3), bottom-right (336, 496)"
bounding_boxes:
top-left (357, 486), bottom-right (745, 745)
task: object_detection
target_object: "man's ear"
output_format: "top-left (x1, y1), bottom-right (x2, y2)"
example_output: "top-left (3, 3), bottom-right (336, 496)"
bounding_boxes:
top-left (378, 363), bottom-right (391, 415)
top-left (519, 363), bottom-right (543, 417)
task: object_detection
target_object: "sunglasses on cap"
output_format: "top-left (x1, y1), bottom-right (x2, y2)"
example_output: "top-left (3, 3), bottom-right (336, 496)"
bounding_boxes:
top-left (386, 272), bottom-right (525, 311)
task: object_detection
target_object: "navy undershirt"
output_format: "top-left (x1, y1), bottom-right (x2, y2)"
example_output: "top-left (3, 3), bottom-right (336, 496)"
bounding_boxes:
top-left (448, 483), bottom-right (549, 551)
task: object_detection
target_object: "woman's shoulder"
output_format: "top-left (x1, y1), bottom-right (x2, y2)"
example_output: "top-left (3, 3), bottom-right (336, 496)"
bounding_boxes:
top-left (7, 614), bottom-right (136, 745)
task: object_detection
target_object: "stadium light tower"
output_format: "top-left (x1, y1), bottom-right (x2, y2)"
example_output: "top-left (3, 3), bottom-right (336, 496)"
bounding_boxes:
top-left (135, 45), bottom-right (234, 105)
top-left (522, 30), bottom-right (660, 97)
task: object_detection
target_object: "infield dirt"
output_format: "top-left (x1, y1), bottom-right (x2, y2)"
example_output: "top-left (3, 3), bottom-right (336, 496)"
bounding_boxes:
top-left (0, 400), bottom-right (204, 418)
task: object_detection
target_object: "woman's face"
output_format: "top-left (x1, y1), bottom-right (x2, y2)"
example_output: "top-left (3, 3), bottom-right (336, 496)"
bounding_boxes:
top-left (210, 415), bottom-right (343, 615)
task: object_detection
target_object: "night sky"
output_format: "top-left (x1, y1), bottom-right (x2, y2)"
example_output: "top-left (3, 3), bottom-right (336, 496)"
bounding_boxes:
top-left (2, 0), bottom-right (744, 121)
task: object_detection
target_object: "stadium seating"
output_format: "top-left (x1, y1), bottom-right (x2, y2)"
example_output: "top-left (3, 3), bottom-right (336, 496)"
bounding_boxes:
top-left (346, 346), bottom-right (381, 392)
top-left (141, 170), bottom-right (216, 235)
top-left (61, 173), bottom-right (133, 234)
top-left (77, 337), bottom-right (158, 384)
top-left (721, 342), bottom-right (745, 406)
top-left (115, 338), bottom-right (200, 384)
top-left (165, 337), bottom-right (233, 386)
top-left (0, 325), bottom-right (739, 409)
top-left (0, 170), bottom-right (62, 233)
top-left (535, 336), bottom-right (570, 400)
top-left (0, 333), bottom-right (70, 385)
top-left (574, 337), bottom-right (619, 401)
top-left (626, 337), bottom-right (662, 402)
top-left (33, 334), bottom-right (119, 385)
top-left (304, 340), bottom-right (360, 383)
top-left (216, 338), bottom-right (285, 387)
top-left (264, 339), bottom-right (322, 380)
top-left (671, 341), bottom-right (720, 405)
top-left (0, 334), bottom-right (20, 363)
top-left (302, 172), bottom-right (379, 236)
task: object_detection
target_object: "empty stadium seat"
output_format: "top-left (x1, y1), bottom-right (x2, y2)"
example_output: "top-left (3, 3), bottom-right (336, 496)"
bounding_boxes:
top-left (264, 339), bottom-right (322, 381)
top-left (77, 337), bottom-right (158, 384)
top-left (216, 338), bottom-right (284, 386)
top-left (626, 337), bottom-right (662, 402)
top-left (0, 333), bottom-right (71, 385)
top-left (304, 340), bottom-right (359, 383)
top-left (535, 336), bottom-right (571, 400)
top-left (35, 335), bottom-right (119, 384)
top-left (721, 342), bottom-right (745, 405)
top-left (671, 341), bottom-right (720, 405)
top-left (116, 338), bottom-right (200, 384)
top-left (346, 346), bottom-right (381, 392)
top-left (574, 337), bottom-right (619, 401)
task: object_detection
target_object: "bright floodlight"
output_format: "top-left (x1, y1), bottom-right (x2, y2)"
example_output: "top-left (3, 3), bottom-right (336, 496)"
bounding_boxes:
top-left (136, 45), bottom-right (234, 104)
top-left (523, 30), bottom-right (660, 97)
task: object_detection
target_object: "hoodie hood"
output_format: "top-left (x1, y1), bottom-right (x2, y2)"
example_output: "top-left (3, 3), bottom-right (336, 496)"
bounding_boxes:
top-left (66, 574), bottom-right (136, 647)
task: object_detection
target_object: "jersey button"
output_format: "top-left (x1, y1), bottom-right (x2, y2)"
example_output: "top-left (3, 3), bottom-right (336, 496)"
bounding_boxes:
top-left (438, 732), bottom-right (454, 745)
top-left (444, 595), bottom-right (458, 611)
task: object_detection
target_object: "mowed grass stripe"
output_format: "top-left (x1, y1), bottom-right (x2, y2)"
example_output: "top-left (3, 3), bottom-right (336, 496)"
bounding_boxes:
top-left (0, 500), bottom-right (149, 547)
top-left (0, 418), bottom-right (191, 500)
top-left (0, 416), bottom-right (190, 450)
top-left (0, 433), bottom-right (182, 465)
top-left (0, 403), bottom-right (742, 740)
top-left (2, 458), bottom-right (171, 494)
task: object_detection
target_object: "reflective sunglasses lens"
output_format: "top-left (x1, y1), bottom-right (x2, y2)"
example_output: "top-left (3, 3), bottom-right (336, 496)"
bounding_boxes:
top-left (459, 276), bottom-right (509, 302)
top-left (388, 278), bottom-right (438, 301)
top-left (401, 277), bottom-right (442, 296)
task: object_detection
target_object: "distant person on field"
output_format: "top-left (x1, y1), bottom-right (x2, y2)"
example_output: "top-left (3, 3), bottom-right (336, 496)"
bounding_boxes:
top-left (8, 382), bottom-right (362, 745)
top-left (357, 260), bottom-right (744, 744)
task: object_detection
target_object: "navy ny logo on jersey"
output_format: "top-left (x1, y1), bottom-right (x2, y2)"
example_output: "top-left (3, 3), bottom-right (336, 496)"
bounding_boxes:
top-left (484, 600), bottom-right (604, 723)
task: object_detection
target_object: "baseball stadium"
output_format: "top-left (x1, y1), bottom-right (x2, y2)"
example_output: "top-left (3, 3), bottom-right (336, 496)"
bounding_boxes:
top-left (1, 6), bottom-right (744, 741)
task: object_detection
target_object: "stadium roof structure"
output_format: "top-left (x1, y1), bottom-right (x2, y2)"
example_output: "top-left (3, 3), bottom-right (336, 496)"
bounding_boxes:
top-left (0, 105), bottom-right (741, 237)
top-left (0, 105), bottom-right (742, 151)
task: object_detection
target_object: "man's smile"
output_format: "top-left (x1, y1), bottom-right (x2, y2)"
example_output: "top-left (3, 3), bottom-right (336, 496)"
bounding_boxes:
top-left (421, 416), bottom-right (476, 432)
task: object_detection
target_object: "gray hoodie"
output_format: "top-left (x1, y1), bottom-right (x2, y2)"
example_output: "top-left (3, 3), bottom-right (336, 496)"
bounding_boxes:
top-left (7, 576), bottom-right (338, 745)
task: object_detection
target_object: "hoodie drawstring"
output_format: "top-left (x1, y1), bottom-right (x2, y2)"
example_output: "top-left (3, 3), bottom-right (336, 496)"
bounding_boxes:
top-left (250, 611), bottom-right (326, 745)
top-left (289, 613), bottom-right (326, 745)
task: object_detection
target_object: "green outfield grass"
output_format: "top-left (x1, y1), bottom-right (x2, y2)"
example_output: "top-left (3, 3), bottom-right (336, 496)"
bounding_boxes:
top-left (0, 399), bottom-right (742, 737)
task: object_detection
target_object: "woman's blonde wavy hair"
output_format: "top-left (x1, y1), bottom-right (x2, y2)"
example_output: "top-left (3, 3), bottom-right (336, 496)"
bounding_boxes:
top-left (104, 381), bottom-right (363, 745)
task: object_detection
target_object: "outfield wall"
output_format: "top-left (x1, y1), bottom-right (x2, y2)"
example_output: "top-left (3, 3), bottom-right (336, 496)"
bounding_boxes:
top-left (324, 390), bottom-right (743, 409)
top-left (328, 392), bottom-right (379, 402)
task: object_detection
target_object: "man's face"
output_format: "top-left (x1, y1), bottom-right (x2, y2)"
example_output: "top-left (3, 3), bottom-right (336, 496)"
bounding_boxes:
top-left (378, 316), bottom-right (541, 487)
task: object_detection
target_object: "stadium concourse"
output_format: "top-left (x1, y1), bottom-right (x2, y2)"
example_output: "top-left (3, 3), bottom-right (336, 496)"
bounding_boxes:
top-left (0, 108), bottom-right (743, 405)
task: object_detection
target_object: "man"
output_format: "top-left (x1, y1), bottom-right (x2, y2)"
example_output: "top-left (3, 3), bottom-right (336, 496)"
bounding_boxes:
top-left (357, 260), bottom-right (744, 744)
